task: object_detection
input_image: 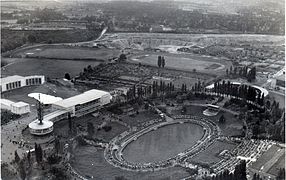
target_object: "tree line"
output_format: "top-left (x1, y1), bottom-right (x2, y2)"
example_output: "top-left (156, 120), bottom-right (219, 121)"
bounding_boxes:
top-left (157, 56), bottom-right (166, 68)
top-left (226, 66), bottom-right (256, 82)
top-left (212, 80), bottom-right (264, 106)
top-left (126, 80), bottom-right (176, 100)
top-left (208, 160), bottom-right (247, 180)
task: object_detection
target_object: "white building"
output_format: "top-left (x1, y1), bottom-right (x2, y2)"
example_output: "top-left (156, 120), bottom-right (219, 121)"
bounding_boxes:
top-left (1, 75), bottom-right (45, 92)
top-left (29, 89), bottom-right (112, 135)
top-left (52, 89), bottom-right (112, 117)
top-left (1, 99), bottom-right (15, 110)
top-left (11, 102), bottom-right (30, 115)
top-left (1, 99), bottom-right (30, 114)
top-left (28, 93), bottom-right (63, 105)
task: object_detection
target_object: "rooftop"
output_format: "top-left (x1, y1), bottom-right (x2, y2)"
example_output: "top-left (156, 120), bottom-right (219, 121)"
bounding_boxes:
top-left (12, 101), bottom-right (29, 107)
top-left (1, 75), bottom-right (24, 84)
top-left (52, 89), bottom-right (111, 108)
top-left (28, 93), bottom-right (63, 105)
top-left (1, 99), bottom-right (15, 107)
top-left (29, 120), bottom-right (53, 130)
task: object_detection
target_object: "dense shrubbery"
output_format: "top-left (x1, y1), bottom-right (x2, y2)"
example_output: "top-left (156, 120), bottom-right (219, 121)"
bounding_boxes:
top-left (102, 125), bottom-right (112, 132)
top-left (1, 29), bottom-right (101, 53)
top-left (207, 161), bottom-right (247, 180)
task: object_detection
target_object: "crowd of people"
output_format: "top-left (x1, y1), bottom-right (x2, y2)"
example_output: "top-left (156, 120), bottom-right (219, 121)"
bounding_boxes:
top-left (211, 139), bottom-right (273, 174)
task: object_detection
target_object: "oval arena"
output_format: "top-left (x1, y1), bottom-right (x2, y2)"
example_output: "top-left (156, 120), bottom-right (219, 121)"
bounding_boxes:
top-left (104, 115), bottom-right (220, 172)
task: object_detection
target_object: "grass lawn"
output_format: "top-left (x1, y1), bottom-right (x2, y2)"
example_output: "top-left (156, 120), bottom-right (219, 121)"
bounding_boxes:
top-left (189, 140), bottom-right (237, 165)
top-left (267, 151), bottom-right (285, 176)
top-left (120, 110), bottom-right (161, 127)
top-left (185, 105), bottom-right (243, 137)
top-left (129, 52), bottom-right (231, 75)
top-left (96, 122), bottom-right (128, 142)
top-left (251, 145), bottom-right (284, 172)
top-left (18, 46), bottom-right (120, 60)
top-left (1, 58), bottom-right (100, 78)
top-left (71, 145), bottom-right (190, 180)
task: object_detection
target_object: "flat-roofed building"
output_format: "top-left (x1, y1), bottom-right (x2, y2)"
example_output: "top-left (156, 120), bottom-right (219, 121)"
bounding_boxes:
top-left (11, 102), bottom-right (30, 115)
top-left (29, 89), bottom-right (112, 135)
top-left (1, 99), bottom-right (15, 110)
top-left (1, 99), bottom-right (30, 114)
top-left (52, 89), bottom-right (112, 117)
top-left (1, 75), bottom-right (45, 92)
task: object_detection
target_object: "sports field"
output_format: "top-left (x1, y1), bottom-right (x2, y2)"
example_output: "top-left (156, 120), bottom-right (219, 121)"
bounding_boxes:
top-left (130, 53), bottom-right (230, 75)
top-left (251, 145), bottom-right (285, 176)
top-left (268, 151), bottom-right (285, 176)
top-left (1, 58), bottom-right (100, 78)
top-left (11, 45), bottom-right (120, 60)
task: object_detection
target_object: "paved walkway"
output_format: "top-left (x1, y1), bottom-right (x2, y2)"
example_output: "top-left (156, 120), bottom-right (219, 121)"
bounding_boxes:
top-left (1, 110), bottom-right (37, 163)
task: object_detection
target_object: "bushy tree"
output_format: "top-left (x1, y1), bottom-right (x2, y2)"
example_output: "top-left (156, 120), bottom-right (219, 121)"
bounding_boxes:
top-left (14, 150), bottom-right (20, 164)
top-left (277, 168), bottom-right (285, 180)
top-left (157, 56), bottom-right (162, 68)
top-left (119, 54), bottom-right (127, 62)
top-left (35, 143), bottom-right (43, 164)
top-left (27, 35), bottom-right (37, 43)
top-left (87, 122), bottom-right (95, 138)
top-left (161, 56), bottom-right (166, 68)
top-left (64, 73), bottom-right (71, 80)
top-left (219, 115), bottom-right (226, 123)
top-left (54, 137), bottom-right (60, 155)
top-left (19, 160), bottom-right (26, 180)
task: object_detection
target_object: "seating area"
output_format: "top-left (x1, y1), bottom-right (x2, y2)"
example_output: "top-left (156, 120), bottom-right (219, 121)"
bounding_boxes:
top-left (211, 139), bottom-right (273, 174)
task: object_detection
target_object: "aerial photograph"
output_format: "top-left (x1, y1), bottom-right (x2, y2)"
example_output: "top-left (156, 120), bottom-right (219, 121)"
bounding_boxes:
top-left (0, 0), bottom-right (285, 179)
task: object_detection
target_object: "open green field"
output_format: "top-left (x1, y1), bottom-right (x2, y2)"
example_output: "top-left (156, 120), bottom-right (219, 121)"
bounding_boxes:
top-left (189, 140), bottom-right (237, 165)
top-left (267, 151), bottom-right (285, 176)
top-left (12, 45), bottom-right (120, 60)
top-left (121, 111), bottom-right (161, 127)
top-left (184, 105), bottom-right (243, 137)
top-left (130, 53), bottom-right (230, 75)
top-left (251, 145), bottom-right (285, 175)
top-left (1, 58), bottom-right (100, 78)
top-left (53, 114), bottom-right (128, 141)
top-left (72, 145), bottom-right (190, 180)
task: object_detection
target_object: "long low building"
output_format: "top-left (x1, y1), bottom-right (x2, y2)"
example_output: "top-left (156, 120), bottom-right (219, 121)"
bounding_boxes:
top-left (29, 89), bottom-right (112, 135)
top-left (1, 99), bottom-right (30, 114)
top-left (52, 89), bottom-right (112, 117)
top-left (1, 75), bottom-right (45, 92)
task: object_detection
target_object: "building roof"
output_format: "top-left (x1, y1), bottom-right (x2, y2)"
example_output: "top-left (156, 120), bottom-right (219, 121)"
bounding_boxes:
top-left (52, 89), bottom-right (111, 108)
top-left (1, 75), bottom-right (44, 85)
top-left (28, 93), bottom-right (63, 105)
top-left (1, 99), bottom-right (15, 107)
top-left (12, 101), bottom-right (29, 107)
top-left (1, 75), bottom-right (24, 84)
top-left (29, 120), bottom-right (53, 130)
